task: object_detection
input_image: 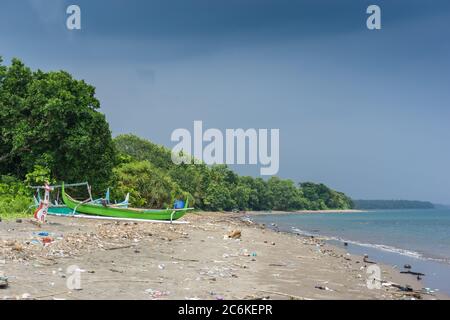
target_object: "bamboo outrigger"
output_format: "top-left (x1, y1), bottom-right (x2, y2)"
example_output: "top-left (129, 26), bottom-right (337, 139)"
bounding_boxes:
top-left (61, 182), bottom-right (193, 221)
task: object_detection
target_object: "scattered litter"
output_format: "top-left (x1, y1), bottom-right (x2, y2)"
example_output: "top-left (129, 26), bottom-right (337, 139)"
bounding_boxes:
top-left (145, 288), bottom-right (169, 299)
top-left (199, 265), bottom-right (235, 278)
top-left (158, 264), bottom-right (166, 270)
top-left (16, 219), bottom-right (22, 223)
top-left (404, 264), bottom-right (412, 269)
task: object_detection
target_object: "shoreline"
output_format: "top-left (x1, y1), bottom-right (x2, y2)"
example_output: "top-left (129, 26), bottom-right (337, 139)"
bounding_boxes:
top-left (235, 212), bottom-right (448, 300)
top-left (245, 209), bottom-right (367, 215)
top-left (240, 212), bottom-right (450, 299)
top-left (0, 212), bottom-right (447, 300)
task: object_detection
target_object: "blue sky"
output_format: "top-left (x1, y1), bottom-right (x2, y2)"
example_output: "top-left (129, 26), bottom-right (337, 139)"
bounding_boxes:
top-left (1, 0), bottom-right (450, 203)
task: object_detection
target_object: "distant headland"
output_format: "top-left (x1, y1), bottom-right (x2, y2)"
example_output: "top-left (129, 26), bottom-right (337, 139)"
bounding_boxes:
top-left (353, 200), bottom-right (435, 210)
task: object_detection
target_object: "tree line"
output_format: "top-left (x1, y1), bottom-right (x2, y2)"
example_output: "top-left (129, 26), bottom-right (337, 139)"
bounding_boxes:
top-left (0, 57), bottom-right (353, 215)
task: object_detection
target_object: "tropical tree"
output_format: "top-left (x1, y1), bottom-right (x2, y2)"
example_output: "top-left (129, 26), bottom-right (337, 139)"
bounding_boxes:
top-left (112, 160), bottom-right (190, 208)
top-left (0, 58), bottom-right (115, 189)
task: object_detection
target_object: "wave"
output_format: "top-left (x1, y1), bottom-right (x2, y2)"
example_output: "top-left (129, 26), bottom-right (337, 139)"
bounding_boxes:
top-left (288, 226), bottom-right (450, 265)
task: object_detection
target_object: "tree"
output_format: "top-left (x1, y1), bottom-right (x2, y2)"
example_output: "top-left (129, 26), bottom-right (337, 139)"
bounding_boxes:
top-left (203, 182), bottom-right (234, 211)
top-left (112, 160), bottom-right (190, 208)
top-left (267, 177), bottom-right (301, 211)
top-left (114, 134), bottom-right (174, 171)
top-left (299, 182), bottom-right (353, 210)
top-left (0, 58), bottom-right (115, 189)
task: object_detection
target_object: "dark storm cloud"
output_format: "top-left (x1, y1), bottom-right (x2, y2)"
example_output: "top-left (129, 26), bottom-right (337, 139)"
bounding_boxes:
top-left (2, 1), bottom-right (450, 203)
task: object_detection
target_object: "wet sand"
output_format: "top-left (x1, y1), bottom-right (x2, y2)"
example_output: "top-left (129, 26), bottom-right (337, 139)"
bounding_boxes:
top-left (0, 212), bottom-right (446, 300)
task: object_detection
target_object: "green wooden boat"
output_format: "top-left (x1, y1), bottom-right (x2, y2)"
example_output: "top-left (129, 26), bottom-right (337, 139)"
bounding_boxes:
top-left (62, 183), bottom-right (192, 221)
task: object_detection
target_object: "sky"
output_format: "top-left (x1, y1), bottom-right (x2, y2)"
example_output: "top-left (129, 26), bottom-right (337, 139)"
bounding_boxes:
top-left (1, 0), bottom-right (450, 203)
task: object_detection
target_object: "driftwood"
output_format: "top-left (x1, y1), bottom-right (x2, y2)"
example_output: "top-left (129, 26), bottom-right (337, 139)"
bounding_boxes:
top-left (258, 289), bottom-right (312, 300)
top-left (34, 291), bottom-right (70, 300)
top-left (104, 245), bottom-right (135, 251)
top-left (363, 255), bottom-right (376, 264)
top-left (171, 256), bottom-right (200, 262)
top-left (400, 270), bottom-right (425, 276)
top-left (390, 283), bottom-right (413, 292)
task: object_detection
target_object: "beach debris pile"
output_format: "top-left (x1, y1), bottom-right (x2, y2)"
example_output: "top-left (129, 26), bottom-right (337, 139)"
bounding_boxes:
top-left (0, 219), bottom-right (187, 264)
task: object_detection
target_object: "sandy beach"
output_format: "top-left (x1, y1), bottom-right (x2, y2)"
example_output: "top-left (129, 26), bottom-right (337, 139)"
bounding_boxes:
top-left (0, 212), bottom-right (446, 300)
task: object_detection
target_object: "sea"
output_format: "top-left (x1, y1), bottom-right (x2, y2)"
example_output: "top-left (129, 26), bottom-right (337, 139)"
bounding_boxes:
top-left (250, 209), bottom-right (450, 296)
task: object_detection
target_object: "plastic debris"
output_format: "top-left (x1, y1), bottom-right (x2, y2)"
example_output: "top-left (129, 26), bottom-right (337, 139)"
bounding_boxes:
top-left (38, 232), bottom-right (49, 237)
top-left (315, 285), bottom-right (333, 291)
top-left (0, 276), bottom-right (8, 289)
top-left (42, 237), bottom-right (54, 245)
top-left (21, 293), bottom-right (32, 300)
top-left (145, 289), bottom-right (169, 299)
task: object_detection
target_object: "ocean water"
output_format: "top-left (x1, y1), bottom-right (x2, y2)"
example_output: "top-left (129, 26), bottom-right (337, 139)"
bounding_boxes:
top-left (251, 209), bottom-right (450, 295)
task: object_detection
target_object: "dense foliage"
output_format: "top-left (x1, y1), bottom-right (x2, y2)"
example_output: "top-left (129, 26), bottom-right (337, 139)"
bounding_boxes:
top-left (0, 57), bottom-right (115, 190)
top-left (113, 134), bottom-right (354, 211)
top-left (353, 200), bottom-right (434, 210)
top-left (0, 57), bottom-right (354, 218)
top-left (0, 175), bottom-right (32, 219)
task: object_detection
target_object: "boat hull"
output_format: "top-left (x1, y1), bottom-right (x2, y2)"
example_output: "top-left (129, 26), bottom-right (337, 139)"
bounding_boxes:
top-left (62, 183), bottom-right (191, 221)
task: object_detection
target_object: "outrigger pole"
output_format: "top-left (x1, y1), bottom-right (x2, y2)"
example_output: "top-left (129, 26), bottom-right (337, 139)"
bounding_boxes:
top-left (29, 182), bottom-right (89, 189)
